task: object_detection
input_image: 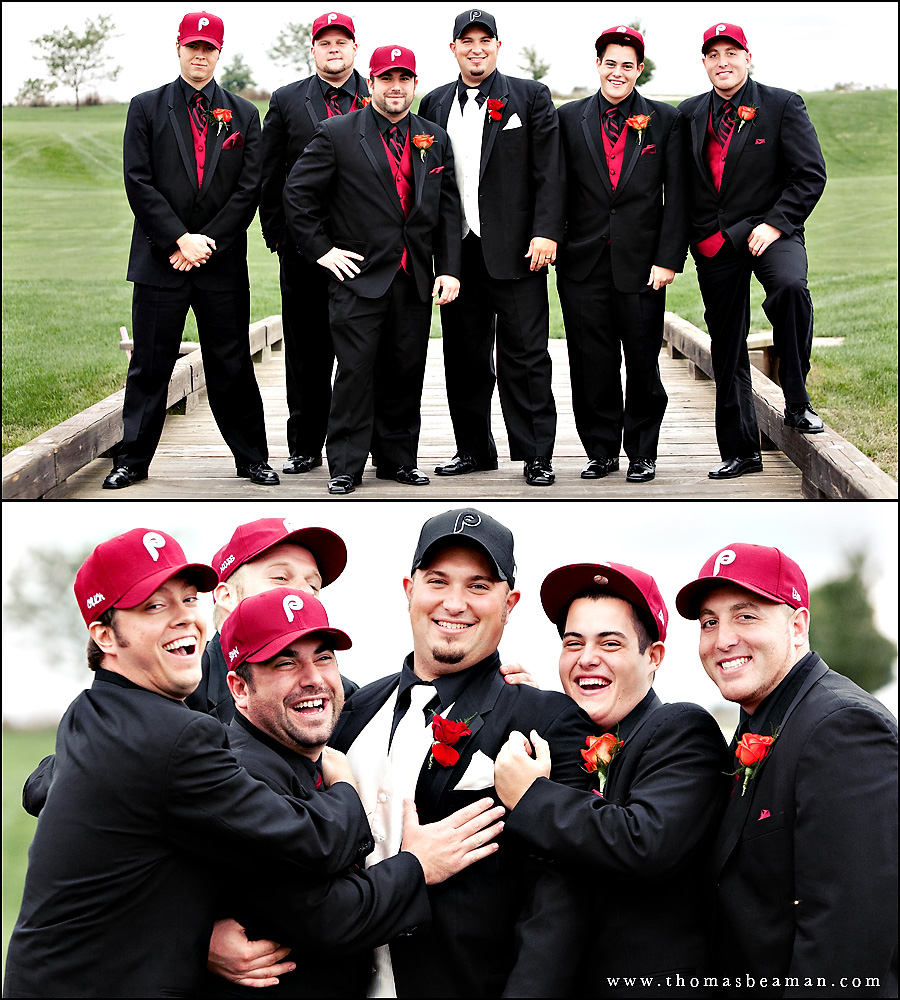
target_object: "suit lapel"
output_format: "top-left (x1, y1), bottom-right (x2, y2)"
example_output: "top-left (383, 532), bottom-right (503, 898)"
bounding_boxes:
top-left (332, 675), bottom-right (400, 750)
top-left (479, 72), bottom-right (510, 180)
top-left (689, 94), bottom-right (718, 196)
top-left (305, 76), bottom-right (328, 130)
top-left (582, 92), bottom-right (613, 196)
top-left (167, 81), bottom-right (197, 187)
top-left (405, 113), bottom-right (429, 224)
top-left (615, 91), bottom-right (646, 195)
top-left (199, 83), bottom-right (227, 196)
top-left (359, 107), bottom-right (406, 219)
top-left (604, 690), bottom-right (661, 799)
top-left (719, 79), bottom-right (757, 194)
top-left (428, 82), bottom-right (454, 129)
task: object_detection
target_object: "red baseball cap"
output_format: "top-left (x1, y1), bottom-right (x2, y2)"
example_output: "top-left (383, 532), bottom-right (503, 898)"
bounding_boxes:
top-left (212, 519), bottom-right (347, 586)
top-left (312, 12), bottom-right (356, 41)
top-left (676, 543), bottom-right (809, 619)
top-left (220, 588), bottom-right (352, 669)
top-left (541, 562), bottom-right (668, 642)
top-left (177, 11), bottom-right (225, 50)
top-left (369, 45), bottom-right (417, 77)
top-left (74, 529), bottom-right (217, 626)
top-left (595, 25), bottom-right (645, 63)
top-left (702, 22), bottom-right (749, 54)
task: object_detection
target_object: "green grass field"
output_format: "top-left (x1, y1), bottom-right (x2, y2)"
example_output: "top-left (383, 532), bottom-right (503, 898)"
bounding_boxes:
top-left (2, 92), bottom-right (897, 474)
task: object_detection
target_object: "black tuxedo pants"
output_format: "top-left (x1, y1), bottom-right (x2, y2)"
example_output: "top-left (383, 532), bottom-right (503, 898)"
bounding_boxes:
top-left (117, 281), bottom-right (268, 472)
top-left (279, 249), bottom-right (335, 458)
top-left (558, 252), bottom-right (668, 461)
top-left (439, 233), bottom-right (557, 462)
top-left (694, 234), bottom-right (814, 458)
top-left (326, 271), bottom-right (431, 478)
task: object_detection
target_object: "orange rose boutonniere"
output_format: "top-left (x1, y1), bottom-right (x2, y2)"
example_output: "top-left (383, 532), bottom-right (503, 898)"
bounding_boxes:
top-left (625, 112), bottom-right (651, 144)
top-left (413, 133), bottom-right (435, 162)
top-left (581, 732), bottom-right (623, 796)
top-left (736, 105), bottom-right (758, 133)
top-left (730, 731), bottom-right (776, 795)
top-left (207, 107), bottom-right (233, 135)
top-left (357, 95), bottom-right (371, 110)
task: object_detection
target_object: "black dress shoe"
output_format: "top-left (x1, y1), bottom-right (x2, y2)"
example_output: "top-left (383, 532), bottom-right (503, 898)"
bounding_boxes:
top-left (524, 457), bottom-right (555, 486)
top-left (101, 465), bottom-right (147, 490)
top-left (376, 465), bottom-right (430, 485)
top-left (328, 474), bottom-right (362, 495)
top-left (434, 454), bottom-right (499, 476)
top-left (581, 458), bottom-right (620, 480)
top-left (236, 463), bottom-right (280, 485)
top-left (282, 454), bottom-right (323, 474)
top-left (784, 404), bottom-right (824, 433)
top-left (626, 458), bottom-right (656, 483)
top-left (708, 454), bottom-right (764, 480)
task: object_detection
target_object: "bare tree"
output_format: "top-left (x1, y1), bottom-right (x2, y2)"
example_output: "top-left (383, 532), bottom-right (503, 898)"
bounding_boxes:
top-left (31, 15), bottom-right (122, 110)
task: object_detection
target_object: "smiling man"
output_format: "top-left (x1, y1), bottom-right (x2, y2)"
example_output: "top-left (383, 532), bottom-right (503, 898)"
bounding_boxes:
top-left (677, 543), bottom-right (897, 995)
top-left (330, 508), bottom-right (594, 996)
top-left (493, 562), bottom-right (729, 996)
top-left (3, 529), bottom-right (377, 997)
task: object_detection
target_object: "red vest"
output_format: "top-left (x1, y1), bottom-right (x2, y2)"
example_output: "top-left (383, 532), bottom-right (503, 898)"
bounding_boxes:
top-left (380, 129), bottom-right (414, 271)
top-left (600, 114), bottom-right (629, 190)
top-left (695, 105), bottom-right (735, 256)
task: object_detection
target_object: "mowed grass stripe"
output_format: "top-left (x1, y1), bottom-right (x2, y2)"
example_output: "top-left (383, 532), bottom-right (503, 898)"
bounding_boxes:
top-left (2, 93), bottom-right (897, 476)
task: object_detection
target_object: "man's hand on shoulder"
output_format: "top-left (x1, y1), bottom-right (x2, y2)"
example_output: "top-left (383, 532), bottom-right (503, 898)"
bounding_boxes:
top-left (500, 662), bottom-right (538, 688)
top-left (320, 746), bottom-right (358, 791)
top-left (317, 247), bottom-right (364, 280)
top-left (207, 918), bottom-right (295, 988)
top-left (495, 730), bottom-right (551, 809)
top-left (748, 223), bottom-right (782, 257)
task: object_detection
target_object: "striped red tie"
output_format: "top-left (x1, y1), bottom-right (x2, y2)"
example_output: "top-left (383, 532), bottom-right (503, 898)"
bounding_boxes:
top-left (190, 92), bottom-right (207, 135)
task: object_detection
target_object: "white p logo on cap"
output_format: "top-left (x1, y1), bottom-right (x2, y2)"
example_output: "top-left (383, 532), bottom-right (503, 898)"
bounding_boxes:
top-left (143, 532), bottom-right (166, 562)
top-left (328, 12), bottom-right (337, 22)
top-left (199, 16), bottom-right (209, 29)
top-left (454, 511), bottom-right (481, 534)
top-left (391, 48), bottom-right (402, 61)
top-left (472, 10), bottom-right (482, 18)
top-left (283, 595), bottom-right (304, 622)
top-left (618, 25), bottom-right (629, 32)
top-left (716, 24), bottom-right (728, 34)
top-left (713, 549), bottom-right (736, 577)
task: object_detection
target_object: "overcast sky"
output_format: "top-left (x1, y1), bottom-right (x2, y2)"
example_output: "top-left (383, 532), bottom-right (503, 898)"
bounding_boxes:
top-left (3, 1), bottom-right (898, 105)
top-left (2, 500), bottom-right (897, 728)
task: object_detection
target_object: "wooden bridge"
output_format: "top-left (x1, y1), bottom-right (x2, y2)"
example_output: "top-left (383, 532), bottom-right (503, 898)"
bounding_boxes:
top-left (3, 314), bottom-right (895, 500)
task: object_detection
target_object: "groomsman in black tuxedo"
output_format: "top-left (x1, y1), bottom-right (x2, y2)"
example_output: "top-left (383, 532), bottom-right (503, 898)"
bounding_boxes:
top-left (420, 9), bottom-right (564, 487)
top-left (557, 26), bottom-right (688, 484)
top-left (285, 47), bottom-right (461, 495)
top-left (680, 23), bottom-right (827, 480)
top-left (105, 11), bottom-right (278, 490)
top-left (259, 12), bottom-right (369, 477)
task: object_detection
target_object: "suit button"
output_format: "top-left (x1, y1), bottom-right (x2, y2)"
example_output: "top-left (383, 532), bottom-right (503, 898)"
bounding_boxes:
top-left (718, 209), bottom-right (724, 215)
top-left (378, 792), bottom-right (388, 802)
top-left (395, 247), bottom-right (403, 255)
top-left (610, 209), bottom-right (617, 215)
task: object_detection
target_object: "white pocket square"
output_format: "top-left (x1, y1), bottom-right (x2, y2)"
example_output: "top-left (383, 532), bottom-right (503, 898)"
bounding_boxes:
top-left (502, 113), bottom-right (522, 131)
top-left (454, 750), bottom-right (496, 791)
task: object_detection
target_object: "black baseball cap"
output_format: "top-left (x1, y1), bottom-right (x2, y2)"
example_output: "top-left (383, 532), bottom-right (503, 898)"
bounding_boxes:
top-left (411, 508), bottom-right (515, 586)
top-left (453, 8), bottom-right (498, 39)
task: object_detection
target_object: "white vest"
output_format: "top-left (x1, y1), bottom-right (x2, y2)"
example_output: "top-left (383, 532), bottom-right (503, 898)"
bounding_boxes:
top-left (446, 88), bottom-right (486, 238)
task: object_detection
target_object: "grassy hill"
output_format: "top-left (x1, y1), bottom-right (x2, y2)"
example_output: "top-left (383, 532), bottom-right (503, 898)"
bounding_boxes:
top-left (2, 92), bottom-right (897, 474)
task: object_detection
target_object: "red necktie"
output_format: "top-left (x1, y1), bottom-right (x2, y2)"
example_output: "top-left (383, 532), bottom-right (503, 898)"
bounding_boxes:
top-left (716, 101), bottom-right (736, 146)
top-left (603, 106), bottom-right (622, 143)
top-left (190, 92), bottom-right (207, 135)
top-left (387, 125), bottom-right (404, 165)
top-left (326, 87), bottom-right (342, 116)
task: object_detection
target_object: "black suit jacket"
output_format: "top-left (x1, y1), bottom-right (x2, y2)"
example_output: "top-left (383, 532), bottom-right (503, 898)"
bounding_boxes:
top-left (4, 669), bottom-right (371, 998)
top-left (557, 90), bottom-right (689, 291)
top-left (505, 692), bottom-right (730, 996)
top-left (259, 72), bottom-right (369, 253)
top-left (203, 714), bottom-right (430, 998)
top-left (123, 78), bottom-right (262, 290)
top-left (711, 654), bottom-right (898, 997)
top-left (419, 72), bottom-right (565, 280)
top-left (284, 106), bottom-right (461, 302)
top-left (678, 79), bottom-right (826, 248)
top-left (331, 652), bottom-right (595, 997)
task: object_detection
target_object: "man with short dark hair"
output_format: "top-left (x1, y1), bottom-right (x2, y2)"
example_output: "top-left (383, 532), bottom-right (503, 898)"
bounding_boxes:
top-left (677, 543), bottom-right (897, 993)
top-left (680, 23), bottom-right (827, 480)
top-left (494, 562), bottom-right (729, 995)
top-left (259, 13), bottom-right (370, 476)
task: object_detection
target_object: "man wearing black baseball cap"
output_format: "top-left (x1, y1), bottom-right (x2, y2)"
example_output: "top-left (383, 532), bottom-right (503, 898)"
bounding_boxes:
top-left (677, 543), bottom-right (897, 992)
top-left (259, 13), bottom-right (371, 478)
top-left (421, 10), bottom-right (564, 487)
top-left (330, 508), bottom-right (594, 996)
top-left (679, 23), bottom-right (828, 481)
top-left (494, 561), bottom-right (729, 994)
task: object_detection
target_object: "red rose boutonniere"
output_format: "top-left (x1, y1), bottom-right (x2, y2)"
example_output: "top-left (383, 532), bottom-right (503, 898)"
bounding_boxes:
top-left (486, 98), bottom-right (505, 122)
top-left (730, 731), bottom-right (776, 795)
top-left (581, 732), bottom-right (623, 796)
top-left (625, 113), bottom-right (652, 145)
top-left (736, 105), bottom-right (758, 133)
top-left (413, 133), bottom-right (435, 162)
top-left (428, 711), bottom-right (477, 767)
top-left (207, 107), bottom-right (233, 136)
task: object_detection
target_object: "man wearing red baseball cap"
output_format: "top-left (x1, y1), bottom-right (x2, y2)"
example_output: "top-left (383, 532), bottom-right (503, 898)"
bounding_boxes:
top-left (105, 11), bottom-right (280, 491)
top-left (556, 25), bottom-right (689, 485)
top-left (200, 587), bottom-right (503, 996)
top-left (260, 13), bottom-right (371, 479)
top-left (679, 23), bottom-right (828, 481)
top-left (677, 543), bottom-right (897, 992)
top-left (4, 530), bottom-right (375, 997)
top-left (285, 44), bottom-right (462, 495)
top-left (494, 561), bottom-right (729, 994)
